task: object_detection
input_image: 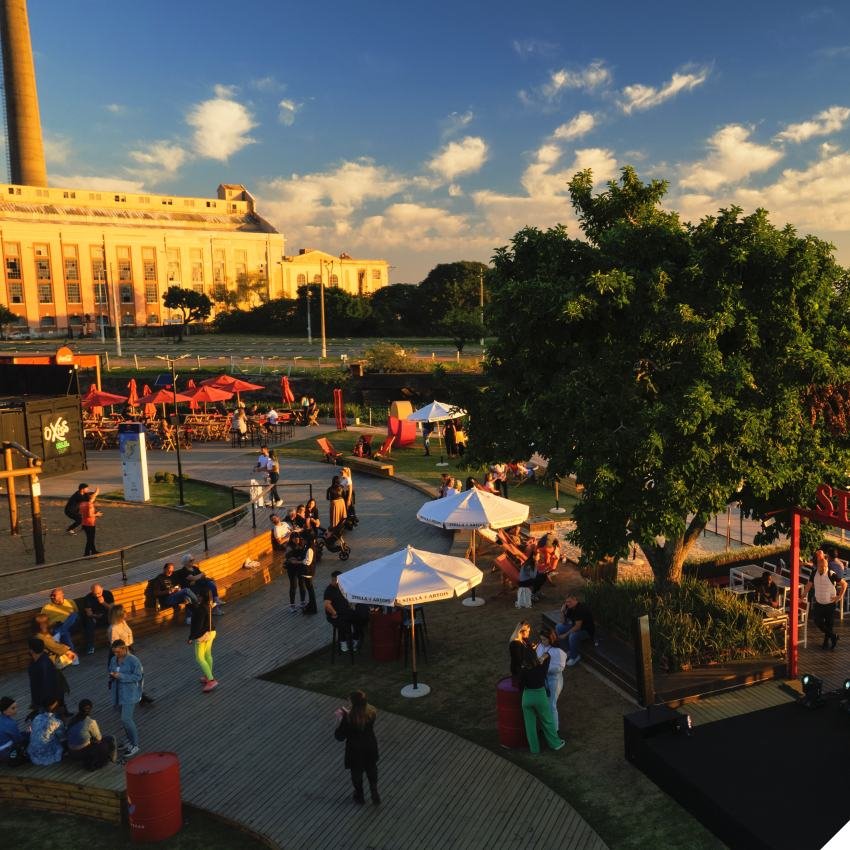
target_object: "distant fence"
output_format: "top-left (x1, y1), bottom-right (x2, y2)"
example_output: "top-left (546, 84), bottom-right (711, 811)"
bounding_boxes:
top-left (0, 480), bottom-right (313, 601)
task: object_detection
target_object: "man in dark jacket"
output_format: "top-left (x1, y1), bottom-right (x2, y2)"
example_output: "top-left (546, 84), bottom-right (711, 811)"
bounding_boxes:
top-left (27, 638), bottom-right (66, 718)
top-left (64, 483), bottom-right (89, 534)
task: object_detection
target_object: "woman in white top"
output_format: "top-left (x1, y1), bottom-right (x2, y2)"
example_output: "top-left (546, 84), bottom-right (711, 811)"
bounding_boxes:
top-left (108, 604), bottom-right (133, 650)
top-left (536, 628), bottom-right (567, 733)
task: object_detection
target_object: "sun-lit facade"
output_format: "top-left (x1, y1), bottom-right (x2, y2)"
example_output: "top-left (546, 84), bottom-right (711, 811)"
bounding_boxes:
top-left (281, 248), bottom-right (389, 297)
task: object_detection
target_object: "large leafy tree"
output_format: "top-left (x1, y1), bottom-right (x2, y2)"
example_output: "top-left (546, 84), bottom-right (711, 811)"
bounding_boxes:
top-left (0, 305), bottom-right (17, 340)
top-left (416, 261), bottom-right (488, 328)
top-left (473, 166), bottom-right (850, 586)
top-left (162, 286), bottom-right (213, 342)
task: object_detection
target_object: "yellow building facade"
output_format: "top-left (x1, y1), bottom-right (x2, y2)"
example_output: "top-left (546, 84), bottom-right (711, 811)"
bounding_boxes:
top-left (281, 249), bottom-right (389, 297)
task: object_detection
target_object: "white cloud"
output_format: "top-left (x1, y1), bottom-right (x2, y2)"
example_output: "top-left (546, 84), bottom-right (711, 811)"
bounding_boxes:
top-left (427, 136), bottom-right (488, 181)
top-left (213, 83), bottom-right (238, 98)
top-left (51, 174), bottom-right (145, 193)
top-left (186, 88), bottom-right (257, 161)
top-left (619, 66), bottom-right (710, 114)
top-left (775, 105), bottom-right (850, 143)
top-left (278, 98), bottom-right (301, 126)
top-left (519, 61), bottom-right (612, 106)
top-left (250, 76), bottom-right (282, 92)
top-left (512, 38), bottom-right (557, 58)
top-left (104, 103), bottom-right (126, 115)
top-left (359, 202), bottom-right (483, 250)
top-left (441, 110), bottom-right (474, 139)
top-left (128, 140), bottom-right (189, 179)
top-left (448, 183), bottom-right (463, 197)
top-left (552, 112), bottom-right (596, 141)
top-left (43, 135), bottom-right (72, 165)
top-left (679, 125), bottom-right (783, 191)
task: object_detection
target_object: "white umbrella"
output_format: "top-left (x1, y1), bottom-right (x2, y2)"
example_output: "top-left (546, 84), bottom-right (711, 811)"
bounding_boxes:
top-left (407, 400), bottom-right (467, 422)
top-left (338, 545), bottom-right (483, 697)
top-left (408, 401), bottom-right (468, 465)
top-left (417, 488), bottom-right (529, 607)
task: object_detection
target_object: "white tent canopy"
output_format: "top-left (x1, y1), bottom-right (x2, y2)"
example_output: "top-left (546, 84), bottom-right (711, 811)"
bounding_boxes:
top-left (406, 400), bottom-right (467, 422)
top-left (417, 487), bottom-right (529, 530)
top-left (338, 545), bottom-right (482, 607)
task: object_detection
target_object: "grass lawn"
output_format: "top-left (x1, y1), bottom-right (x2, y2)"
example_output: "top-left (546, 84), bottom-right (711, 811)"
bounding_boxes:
top-left (101, 479), bottom-right (245, 518)
top-left (263, 558), bottom-right (720, 850)
top-left (0, 804), bottom-right (269, 850)
top-left (273, 429), bottom-right (579, 519)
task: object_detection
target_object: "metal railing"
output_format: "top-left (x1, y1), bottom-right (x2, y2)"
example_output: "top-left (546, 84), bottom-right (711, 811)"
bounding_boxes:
top-left (0, 480), bottom-right (314, 601)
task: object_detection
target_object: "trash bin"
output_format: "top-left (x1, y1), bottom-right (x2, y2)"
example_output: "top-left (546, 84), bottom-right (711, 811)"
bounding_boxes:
top-left (126, 751), bottom-right (182, 843)
top-left (496, 676), bottom-right (527, 749)
top-left (371, 610), bottom-right (402, 661)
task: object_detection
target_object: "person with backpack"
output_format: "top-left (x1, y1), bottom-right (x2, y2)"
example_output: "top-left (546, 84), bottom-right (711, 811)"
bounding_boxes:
top-left (64, 483), bottom-right (89, 535)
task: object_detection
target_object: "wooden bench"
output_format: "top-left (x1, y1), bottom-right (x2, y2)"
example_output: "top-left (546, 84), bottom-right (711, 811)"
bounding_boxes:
top-left (0, 531), bottom-right (277, 675)
top-left (0, 774), bottom-right (124, 824)
top-left (345, 455), bottom-right (394, 477)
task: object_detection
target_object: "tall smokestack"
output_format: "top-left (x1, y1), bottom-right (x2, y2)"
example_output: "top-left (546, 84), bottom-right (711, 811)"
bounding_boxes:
top-left (0, 0), bottom-right (47, 187)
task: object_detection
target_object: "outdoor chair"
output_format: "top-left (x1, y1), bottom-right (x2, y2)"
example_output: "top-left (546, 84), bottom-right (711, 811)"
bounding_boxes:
top-left (493, 553), bottom-right (521, 591)
top-left (372, 435), bottom-right (395, 459)
top-left (316, 437), bottom-right (343, 463)
top-left (307, 407), bottom-right (320, 427)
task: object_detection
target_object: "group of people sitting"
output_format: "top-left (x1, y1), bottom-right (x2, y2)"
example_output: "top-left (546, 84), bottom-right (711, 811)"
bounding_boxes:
top-left (0, 693), bottom-right (117, 770)
top-left (492, 527), bottom-right (562, 609)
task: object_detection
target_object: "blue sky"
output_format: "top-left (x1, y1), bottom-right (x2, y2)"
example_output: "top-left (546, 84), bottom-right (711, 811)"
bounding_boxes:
top-left (24, 1), bottom-right (850, 283)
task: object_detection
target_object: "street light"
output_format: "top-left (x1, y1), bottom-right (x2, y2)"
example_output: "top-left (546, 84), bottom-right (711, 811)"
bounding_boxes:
top-left (305, 287), bottom-right (313, 345)
top-left (156, 354), bottom-right (189, 507)
top-left (319, 260), bottom-right (331, 360)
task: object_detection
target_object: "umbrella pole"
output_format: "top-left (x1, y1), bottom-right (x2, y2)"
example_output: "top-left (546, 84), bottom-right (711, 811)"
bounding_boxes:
top-left (462, 530), bottom-right (486, 607)
top-left (435, 422), bottom-right (448, 467)
top-left (401, 602), bottom-right (430, 698)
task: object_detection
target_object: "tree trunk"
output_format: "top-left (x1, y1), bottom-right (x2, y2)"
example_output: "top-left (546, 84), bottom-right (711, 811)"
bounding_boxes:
top-left (588, 555), bottom-right (619, 582)
top-left (642, 516), bottom-right (706, 587)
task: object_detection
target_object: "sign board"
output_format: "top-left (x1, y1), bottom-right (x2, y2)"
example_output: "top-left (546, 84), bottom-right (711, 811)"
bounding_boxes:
top-left (814, 484), bottom-right (850, 525)
top-left (40, 413), bottom-right (72, 459)
top-left (119, 423), bottom-right (150, 502)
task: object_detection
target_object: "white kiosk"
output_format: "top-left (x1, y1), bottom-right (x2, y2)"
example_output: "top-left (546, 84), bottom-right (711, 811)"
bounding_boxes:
top-left (118, 423), bottom-right (150, 502)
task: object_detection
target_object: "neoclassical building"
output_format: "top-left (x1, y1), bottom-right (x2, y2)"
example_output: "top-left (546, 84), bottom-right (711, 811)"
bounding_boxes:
top-left (0, 1), bottom-right (389, 336)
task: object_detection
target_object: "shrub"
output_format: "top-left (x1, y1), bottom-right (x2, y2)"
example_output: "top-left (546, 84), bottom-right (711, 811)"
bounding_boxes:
top-left (583, 578), bottom-right (780, 671)
top-left (363, 342), bottom-right (410, 373)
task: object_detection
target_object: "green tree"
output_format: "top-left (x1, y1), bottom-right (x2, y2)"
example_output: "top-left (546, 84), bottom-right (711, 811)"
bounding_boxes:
top-left (474, 166), bottom-right (850, 586)
top-left (235, 271), bottom-right (269, 307)
top-left (416, 261), bottom-right (488, 328)
top-left (162, 286), bottom-right (213, 342)
top-left (370, 283), bottom-right (418, 334)
top-left (0, 305), bottom-right (17, 340)
top-left (440, 306), bottom-right (483, 353)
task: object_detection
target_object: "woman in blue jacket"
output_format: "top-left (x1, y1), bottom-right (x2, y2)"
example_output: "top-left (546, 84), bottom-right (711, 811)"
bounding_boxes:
top-left (108, 639), bottom-right (143, 758)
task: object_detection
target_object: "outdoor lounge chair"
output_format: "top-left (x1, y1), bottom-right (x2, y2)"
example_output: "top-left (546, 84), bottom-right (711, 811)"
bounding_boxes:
top-left (316, 436), bottom-right (343, 463)
top-left (372, 435), bottom-right (395, 459)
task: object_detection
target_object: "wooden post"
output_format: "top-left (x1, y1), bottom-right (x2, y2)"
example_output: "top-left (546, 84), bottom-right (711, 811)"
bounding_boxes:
top-left (27, 459), bottom-right (44, 564)
top-left (633, 614), bottom-right (655, 707)
top-left (4, 446), bottom-right (18, 535)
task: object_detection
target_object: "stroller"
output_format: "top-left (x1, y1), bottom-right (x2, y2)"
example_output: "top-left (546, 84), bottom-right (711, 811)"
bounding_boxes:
top-left (344, 503), bottom-right (359, 531)
top-left (322, 520), bottom-right (351, 561)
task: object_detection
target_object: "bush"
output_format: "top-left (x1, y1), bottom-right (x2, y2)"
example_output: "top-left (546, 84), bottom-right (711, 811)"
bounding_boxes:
top-left (583, 578), bottom-right (780, 671)
top-left (363, 342), bottom-right (410, 372)
top-left (152, 471), bottom-right (188, 484)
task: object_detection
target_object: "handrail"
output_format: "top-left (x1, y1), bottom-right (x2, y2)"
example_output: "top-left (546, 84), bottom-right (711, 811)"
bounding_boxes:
top-left (0, 479), bottom-right (315, 595)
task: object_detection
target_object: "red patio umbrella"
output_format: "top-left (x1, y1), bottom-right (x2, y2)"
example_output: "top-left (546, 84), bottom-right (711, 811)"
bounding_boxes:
top-left (82, 385), bottom-right (127, 410)
top-left (184, 383), bottom-right (234, 413)
top-left (141, 385), bottom-right (157, 419)
top-left (281, 375), bottom-right (295, 405)
top-left (137, 386), bottom-right (190, 420)
top-left (201, 373), bottom-right (264, 402)
top-left (127, 378), bottom-right (139, 409)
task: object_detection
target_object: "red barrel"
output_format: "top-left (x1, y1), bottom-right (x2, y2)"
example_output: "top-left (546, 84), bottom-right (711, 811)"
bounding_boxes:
top-left (496, 676), bottom-right (528, 748)
top-left (371, 611), bottom-right (402, 661)
top-left (125, 752), bottom-right (182, 843)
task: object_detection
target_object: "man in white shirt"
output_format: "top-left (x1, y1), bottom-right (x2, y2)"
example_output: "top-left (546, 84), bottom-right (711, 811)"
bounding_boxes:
top-left (802, 549), bottom-right (847, 650)
top-left (270, 514), bottom-right (292, 561)
top-left (256, 445), bottom-right (274, 475)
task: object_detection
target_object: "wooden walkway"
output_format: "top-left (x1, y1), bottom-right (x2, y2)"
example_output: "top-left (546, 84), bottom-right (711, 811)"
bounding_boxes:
top-left (0, 452), bottom-right (607, 850)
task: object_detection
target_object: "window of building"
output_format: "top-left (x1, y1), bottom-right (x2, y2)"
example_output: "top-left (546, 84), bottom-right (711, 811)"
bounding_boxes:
top-left (34, 244), bottom-right (51, 280)
top-left (68, 314), bottom-right (83, 326)
top-left (9, 283), bottom-right (23, 304)
top-left (372, 269), bottom-right (381, 280)
top-left (213, 283), bottom-right (226, 301)
top-left (66, 282), bottom-right (81, 303)
top-left (114, 195), bottom-right (126, 203)
top-left (161, 198), bottom-right (173, 206)
top-left (117, 246), bottom-right (132, 282)
top-left (234, 249), bottom-right (246, 282)
top-left (166, 247), bottom-right (180, 283)
top-left (330, 274), bottom-right (339, 287)
top-left (142, 246), bottom-right (157, 283)
top-left (62, 245), bottom-right (80, 305)
top-left (312, 274), bottom-right (322, 284)
top-left (357, 270), bottom-right (367, 296)
top-left (213, 248), bottom-right (225, 285)
top-left (191, 248), bottom-right (204, 292)
top-left (39, 315), bottom-right (55, 328)
top-left (120, 285), bottom-right (133, 304)
top-left (37, 282), bottom-right (53, 303)
top-left (88, 193), bottom-right (101, 201)
top-left (90, 246), bottom-right (107, 303)
top-left (5, 242), bottom-right (22, 287)
top-left (145, 283), bottom-right (158, 303)
top-left (206, 201), bottom-right (217, 208)
top-left (296, 274), bottom-right (306, 286)
top-left (36, 189), bottom-right (48, 198)
top-left (121, 311), bottom-right (134, 326)
top-left (62, 191), bottom-right (76, 199)
top-left (184, 199), bottom-right (195, 207)
top-left (147, 313), bottom-right (159, 325)
top-left (139, 196), bottom-right (150, 204)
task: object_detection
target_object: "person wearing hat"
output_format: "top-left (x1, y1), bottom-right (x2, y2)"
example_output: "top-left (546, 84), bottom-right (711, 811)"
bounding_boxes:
top-left (0, 696), bottom-right (30, 765)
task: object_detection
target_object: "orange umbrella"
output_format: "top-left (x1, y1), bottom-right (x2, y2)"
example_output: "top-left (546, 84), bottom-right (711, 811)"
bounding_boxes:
top-left (141, 384), bottom-right (157, 419)
top-left (281, 375), bottom-right (295, 405)
top-left (201, 373), bottom-right (263, 394)
top-left (127, 378), bottom-right (139, 408)
top-left (82, 388), bottom-right (128, 409)
top-left (184, 383), bottom-right (233, 413)
top-left (187, 379), bottom-right (199, 412)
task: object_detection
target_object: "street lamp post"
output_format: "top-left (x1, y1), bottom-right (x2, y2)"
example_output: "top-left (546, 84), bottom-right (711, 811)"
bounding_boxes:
top-left (306, 288), bottom-right (313, 344)
top-left (156, 354), bottom-right (189, 507)
top-left (320, 260), bottom-right (330, 360)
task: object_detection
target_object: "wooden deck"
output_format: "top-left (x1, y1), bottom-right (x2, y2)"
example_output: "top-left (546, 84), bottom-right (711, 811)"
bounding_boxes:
top-left (0, 452), bottom-right (606, 850)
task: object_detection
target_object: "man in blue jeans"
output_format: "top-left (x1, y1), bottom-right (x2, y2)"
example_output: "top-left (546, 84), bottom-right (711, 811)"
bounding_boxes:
top-left (150, 563), bottom-right (198, 612)
top-left (555, 594), bottom-right (595, 667)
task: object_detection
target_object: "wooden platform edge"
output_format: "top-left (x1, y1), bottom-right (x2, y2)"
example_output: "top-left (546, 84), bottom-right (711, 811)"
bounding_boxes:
top-left (0, 773), bottom-right (125, 825)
